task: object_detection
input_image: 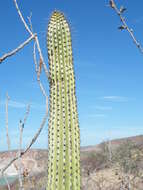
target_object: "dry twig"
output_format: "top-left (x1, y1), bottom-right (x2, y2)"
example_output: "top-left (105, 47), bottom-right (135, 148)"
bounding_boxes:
top-left (4, 93), bottom-right (11, 190)
top-left (13, 0), bottom-right (33, 36)
top-left (13, 0), bottom-right (49, 79)
top-left (27, 12), bottom-right (33, 33)
top-left (0, 99), bottom-right (48, 175)
top-left (33, 42), bottom-right (47, 97)
top-left (0, 0), bottom-right (49, 80)
top-left (5, 93), bottom-right (10, 151)
top-left (109, 0), bottom-right (143, 54)
top-left (18, 120), bottom-right (24, 190)
top-left (18, 104), bottom-right (30, 190)
top-left (23, 104), bottom-right (31, 127)
top-left (0, 35), bottom-right (36, 64)
top-left (0, 0), bottom-right (49, 181)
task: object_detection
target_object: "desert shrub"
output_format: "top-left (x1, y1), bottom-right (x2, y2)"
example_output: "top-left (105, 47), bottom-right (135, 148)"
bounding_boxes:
top-left (99, 141), bottom-right (113, 164)
top-left (81, 149), bottom-right (110, 176)
top-left (113, 140), bottom-right (141, 175)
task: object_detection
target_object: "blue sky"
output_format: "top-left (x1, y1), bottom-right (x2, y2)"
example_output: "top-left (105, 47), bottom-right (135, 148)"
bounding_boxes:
top-left (0, 0), bottom-right (143, 150)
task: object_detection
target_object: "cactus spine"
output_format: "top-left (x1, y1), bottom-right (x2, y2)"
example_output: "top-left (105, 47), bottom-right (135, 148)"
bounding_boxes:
top-left (47, 11), bottom-right (81, 190)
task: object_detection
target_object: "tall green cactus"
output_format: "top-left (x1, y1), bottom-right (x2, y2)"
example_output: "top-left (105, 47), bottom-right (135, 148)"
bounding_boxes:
top-left (47, 11), bottom-right (81, 190)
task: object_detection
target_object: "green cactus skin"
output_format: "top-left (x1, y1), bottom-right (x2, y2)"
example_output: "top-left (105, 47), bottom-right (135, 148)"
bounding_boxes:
top-left (47, 11), bottom-right (81, 190)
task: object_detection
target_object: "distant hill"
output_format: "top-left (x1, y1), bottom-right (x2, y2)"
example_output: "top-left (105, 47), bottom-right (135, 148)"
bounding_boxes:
top-left (1, 135), bottom-right (143, 175)
top-left (81, 134), bottom-right (143, 152)
top-left (0, 134), bottom-right (143, 190)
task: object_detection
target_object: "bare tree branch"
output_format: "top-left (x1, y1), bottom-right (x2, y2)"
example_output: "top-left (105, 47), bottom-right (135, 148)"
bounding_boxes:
top-left (27, 12), bottom-right (33, 33)
top-left (23, 104), bottom-right (30, 127)
top-left (34, 36), bottom-right (50, 79)
top-left (0, 0), bottom-right (49, 80)
top-left (109, 0), bottom-right (143, 54)
top-left (18, 104), bottom-right (30, 190)
top-left (4, 93), bottom-right (11, 190)
top-left (33, 42), bottom-right (47, 97)
top-left (13, 0), bottom-right (33, 35)
top-left (6, 93), bottom-right (10, 151)
top-left (0, 97), bottom-right (48, 175)
top-left (0, 110), bottom-right (48, 175)
top-left (0, 35), bottom-right (36, 64)
top-left (13, 0), bottom-right (49, 79)
top-left (24, 103), bottom-right (48, 153)
top-left (0, 0), bottom-right (49, 179)
top-left (18, 120), bottom-right (24, 190)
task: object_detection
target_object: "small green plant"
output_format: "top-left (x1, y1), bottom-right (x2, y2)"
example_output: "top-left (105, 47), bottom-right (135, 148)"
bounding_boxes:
top-left (46, 11), bottom-right (81, 190)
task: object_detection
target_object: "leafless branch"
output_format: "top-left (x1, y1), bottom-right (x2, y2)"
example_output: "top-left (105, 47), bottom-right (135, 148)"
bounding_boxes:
top-left (6, 93), bottom-right (10, 151)
top-left (18, 120), bottom-right (24, 190)
top-left (0, 97), bottom-right (48, 175)
top-left (109, 0), bottom-right (143, 54)
top-left (0, 0), bottom-right (49, 80)
top-left (13, 0), bottom-right (49, 79)
top-left (23, 104), bottom-right (30, 127)
top-left (0, 35), bottom-right (36, 64)
top-left (33, 42), bottom-right (38, 71)
top-left (0, 0), bottom-right (49, 179)
top-left (5, 93), bottom-right (11, 190)
top-left (18, 104), bottom-right (30, 190)
top-left (24, 101), bottom-right (48, 152)
top-left (34, 36), bottom-right (50, 79)
top-left (13, 0), bottom-right (33, 35)
top-left (27, 12), bottom-right (33, 33)
top-left (11, 0), bottom-right (49, 153)
top-left (33, 42), bottom-right (47, 97)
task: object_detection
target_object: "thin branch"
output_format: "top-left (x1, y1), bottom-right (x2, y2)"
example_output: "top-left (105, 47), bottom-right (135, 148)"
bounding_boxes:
top-left (0, 0), bottom-right (49, 178)
top-left (0, 35), bottom-right (36, 64)
top-left (1, 154), bottom-right (19, 176)
top-left (23, 104), bottom-right (30, 127)
top-left (13, 0), bottom-right (49, 79)
top-left (27, 12), bottom-right (33, 33)
top-left (33, 42), bottom-right (38, 71)
top-left (18, 104), bottom-right (30, 190)
top-left (18, 120), bottom-right (24, 190)
top-left (6, 93), bottom-right (10, 151)
top-left (33, 42), bottom-right (47, 97)
top-left (12, 0), bottom-right (49, 148)
top-left (0, 97), bottom-right (48, 175)
top-left (5, 93), bottom-right (11, 190)
top-left (1, 0), bottom-right (49, 80)
top-left (109, 0), bottom-right (143, 54)
top-left (13, 0), bottom-right (33, 35)
top-left (35, 36), bottom-right (50, 80)
top-left (24, 102), bottom-right (48, 153)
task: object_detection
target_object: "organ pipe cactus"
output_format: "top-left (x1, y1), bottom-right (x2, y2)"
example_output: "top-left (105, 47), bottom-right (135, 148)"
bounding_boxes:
top-left (47, 11), bottom-right (81, 190)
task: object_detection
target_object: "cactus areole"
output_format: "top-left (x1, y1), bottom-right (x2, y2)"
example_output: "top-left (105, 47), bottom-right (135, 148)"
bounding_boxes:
top-left (47, 11), bottom-right (81, 190)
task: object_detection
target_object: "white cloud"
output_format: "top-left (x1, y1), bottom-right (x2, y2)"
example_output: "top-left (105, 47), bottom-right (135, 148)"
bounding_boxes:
top-left (95, 106), bottom-right (112, 111)
top-left (88, 113), bottom-right (107, 118)
top-left (0, 100), bottom-right (45, 110)
top-left (0, 100), bottom-right (26, 108)
top-left (101, 96), bottom-right (129, 102)
top-left (9, 100), bottom-right (26, 108)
